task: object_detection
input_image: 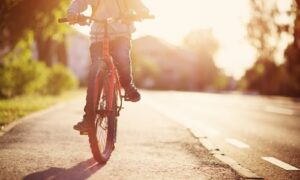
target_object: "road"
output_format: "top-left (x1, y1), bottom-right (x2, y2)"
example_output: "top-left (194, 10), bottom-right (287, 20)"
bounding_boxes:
top-left (143, 91), bottom-right (300, 180)
top-left (0, 92), bottom-right (240, 180)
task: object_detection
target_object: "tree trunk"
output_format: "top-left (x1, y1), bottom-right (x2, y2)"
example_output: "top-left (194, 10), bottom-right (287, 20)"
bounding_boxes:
top-left (36, 34), bottom-right (53, 66)
top-left (56, 40), bottom-right (68, 66)
top-left (295, 0), bottom-right (300, 49)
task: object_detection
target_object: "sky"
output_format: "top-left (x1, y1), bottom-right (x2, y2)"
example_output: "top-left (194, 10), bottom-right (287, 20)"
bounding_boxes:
top-left (75, 0), bottom-right (258, 78)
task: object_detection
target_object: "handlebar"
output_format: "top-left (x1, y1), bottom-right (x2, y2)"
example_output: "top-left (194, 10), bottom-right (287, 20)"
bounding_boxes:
top-left (58, 18), bottom-right (68, 23)
top-left (58, 14), bottom-right (155, 24)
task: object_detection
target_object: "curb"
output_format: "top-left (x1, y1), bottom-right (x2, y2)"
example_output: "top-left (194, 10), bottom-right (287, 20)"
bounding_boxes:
top-left (0, 103), bottom-right (66, 137)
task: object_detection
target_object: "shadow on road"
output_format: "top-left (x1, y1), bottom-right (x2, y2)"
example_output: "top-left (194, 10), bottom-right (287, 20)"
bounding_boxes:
top-left (23, 158), bottom-right (105, 180)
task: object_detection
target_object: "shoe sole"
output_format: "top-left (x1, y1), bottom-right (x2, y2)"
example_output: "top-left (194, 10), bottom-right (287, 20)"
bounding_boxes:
top-left (73, 125), bottom-right (88, 135)
top-left (124, 96), bottom-right (141, 102)
top-left (80, 131), bottom-right (88, 135)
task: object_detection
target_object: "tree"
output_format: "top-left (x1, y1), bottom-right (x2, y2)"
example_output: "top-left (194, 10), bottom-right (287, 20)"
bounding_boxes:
top-left (183, 29), bottom-right (220, 89)
top-left (247, 0), bottom-right (290, 60)
top-left (0, 0), bottom-right (70, 66)
top-left (242, 0), bottom-right (296, 95)
top-left (241, 59), bottom-right (283, 95)
top-left (284, 0), bottom-right (300, 96)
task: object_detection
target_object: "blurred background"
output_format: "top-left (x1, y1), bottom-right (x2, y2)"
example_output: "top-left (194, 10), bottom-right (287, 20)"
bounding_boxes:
top-left (1, 1), bottom-right (300, 178)
top-left (0, 0), bottom-right (300, 99)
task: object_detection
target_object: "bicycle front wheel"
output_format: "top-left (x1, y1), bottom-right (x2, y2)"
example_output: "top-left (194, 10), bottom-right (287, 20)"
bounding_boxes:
top-left (87, 75), bottom-right (117, 163)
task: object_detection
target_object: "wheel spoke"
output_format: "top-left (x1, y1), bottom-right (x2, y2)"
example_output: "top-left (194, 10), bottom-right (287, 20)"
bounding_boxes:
top-left (96, 114), bottom-right (108, 153)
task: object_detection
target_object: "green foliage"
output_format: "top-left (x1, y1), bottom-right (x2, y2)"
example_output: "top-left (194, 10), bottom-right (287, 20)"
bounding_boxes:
top-left (0, 60), bottom-right (78, 98)
top-left (0, 30), bottom-right (78, 98)
top-left (45, 65), bottom-right (78, 95)
top-left (0, 31), bottom-right (48, 97)
top-left (0, 0), bottom-right (79, 103)
top-left (0, 89), bottom-right (84, 126)
top-left (1, 0), bottom-right (71, 67)
top-left (35, 1), bottom-right (70, 42)
top-left (0, 94), bottom-right (53, 126)
top-left (1, 0), bottom-right (70, 47)
top-left (0, 58), bottom-right (49, 98)
top-left (0, 58), bottom-right (78, 98)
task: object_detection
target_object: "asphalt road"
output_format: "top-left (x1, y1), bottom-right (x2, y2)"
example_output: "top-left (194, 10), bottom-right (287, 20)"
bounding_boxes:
top-left (0, 92), bottom-right (240, 180)
top-left (143, 91), bottom-right (300, 180)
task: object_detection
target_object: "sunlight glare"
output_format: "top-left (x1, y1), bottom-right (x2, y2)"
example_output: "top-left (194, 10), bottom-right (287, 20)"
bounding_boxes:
top-left (134, 0), bottom-right (254, 78)
top-left (74, 0), bottom-right (259, 78)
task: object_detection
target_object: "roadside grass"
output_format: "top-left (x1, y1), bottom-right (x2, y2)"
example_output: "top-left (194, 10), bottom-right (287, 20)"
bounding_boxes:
top-left (0, 89), bottom-right (85, 128)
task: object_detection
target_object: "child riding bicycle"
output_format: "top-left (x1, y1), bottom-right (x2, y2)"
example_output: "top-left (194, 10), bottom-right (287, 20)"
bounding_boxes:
top-left (67, 0), bottom-right (151, 132)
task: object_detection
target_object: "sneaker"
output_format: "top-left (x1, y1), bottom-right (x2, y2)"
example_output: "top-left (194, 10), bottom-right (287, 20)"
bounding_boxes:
top-left (124, 84), bottom-right (141, 102)
top-left (73, 120), bottom-right (89, 132)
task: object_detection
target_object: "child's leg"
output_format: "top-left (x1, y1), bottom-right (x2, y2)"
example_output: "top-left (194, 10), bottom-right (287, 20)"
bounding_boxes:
top-left (110, 37), bottom-right (133, 88)
top-left (111, 37), bottom-right (140, 102)
top-left (79, 42), bottom-right (102, 127)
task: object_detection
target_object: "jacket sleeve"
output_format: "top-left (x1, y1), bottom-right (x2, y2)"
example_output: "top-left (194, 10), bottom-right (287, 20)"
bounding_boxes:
top-left (67, 0), bottom-right (90, 14)
top-left (127, 0), bottom-right (150, 14)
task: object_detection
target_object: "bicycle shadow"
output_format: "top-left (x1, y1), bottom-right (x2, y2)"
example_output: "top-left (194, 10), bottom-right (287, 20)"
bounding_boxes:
top-left (23, 158), bottom-right (105, 180)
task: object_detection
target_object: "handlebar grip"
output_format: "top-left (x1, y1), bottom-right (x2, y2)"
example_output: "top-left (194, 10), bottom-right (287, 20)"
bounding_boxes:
top-left (58, 18), bottom-right (69, 23)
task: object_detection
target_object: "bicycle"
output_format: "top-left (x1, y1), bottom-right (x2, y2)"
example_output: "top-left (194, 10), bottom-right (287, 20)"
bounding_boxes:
top-left (58, 14), bottom-right (154, 163)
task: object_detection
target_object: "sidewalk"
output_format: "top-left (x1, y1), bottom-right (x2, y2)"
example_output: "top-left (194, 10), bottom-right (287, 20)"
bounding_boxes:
top-left (0, 97), bottom-right (240, 180)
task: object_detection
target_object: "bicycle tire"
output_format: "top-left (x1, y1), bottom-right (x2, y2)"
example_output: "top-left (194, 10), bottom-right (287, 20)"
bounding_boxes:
top-left (86, 68), bottom-right (117, 163)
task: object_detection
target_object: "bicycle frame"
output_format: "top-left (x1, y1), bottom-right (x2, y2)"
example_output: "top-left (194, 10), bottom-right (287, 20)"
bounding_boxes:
top-left (100, 21), bottom-right (123, 116)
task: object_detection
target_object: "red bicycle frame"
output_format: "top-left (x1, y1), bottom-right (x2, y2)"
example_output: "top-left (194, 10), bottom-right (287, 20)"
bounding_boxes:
top-left (100, 21), bottom-right (123, 114)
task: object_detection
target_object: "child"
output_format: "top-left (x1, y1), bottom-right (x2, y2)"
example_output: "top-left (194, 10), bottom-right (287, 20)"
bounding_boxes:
top-left (67, 0), bottom-right (150, 132)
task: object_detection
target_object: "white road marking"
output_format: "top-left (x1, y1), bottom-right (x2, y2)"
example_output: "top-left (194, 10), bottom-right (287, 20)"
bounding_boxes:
top-left (262, 157), bottom-right (300, 170)
top-left (264, 106), bottom-right (294, 116)
top-left (226, 138), bottom-right (250, 148)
